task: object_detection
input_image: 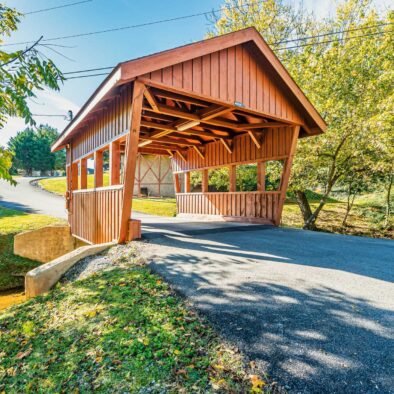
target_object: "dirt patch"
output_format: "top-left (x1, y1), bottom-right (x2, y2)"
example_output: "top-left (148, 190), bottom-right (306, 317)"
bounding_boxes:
top-left (0, 288), bottom-right (25, 311)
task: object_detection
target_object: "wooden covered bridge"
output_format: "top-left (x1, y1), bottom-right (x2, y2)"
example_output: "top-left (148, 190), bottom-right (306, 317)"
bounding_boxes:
top-left (52, 27), bottom-right (326, 244)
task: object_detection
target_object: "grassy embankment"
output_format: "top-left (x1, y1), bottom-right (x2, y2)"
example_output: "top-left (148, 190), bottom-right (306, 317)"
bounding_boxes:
top-left (0, 207), bottom-right (65, 292)
top-left (0, 248), bottom-right (261, 392)
top-left (0, 207), bottom-right (65, 310)
top-left (39, 177), bottom-right (392, 238)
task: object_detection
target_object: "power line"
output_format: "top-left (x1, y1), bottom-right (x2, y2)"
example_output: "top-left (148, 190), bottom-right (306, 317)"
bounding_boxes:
top-left (273, 21), bottom-right (394, 45)
top-left (65, 72), bottom-right (110, 79)
top-left (60, 25), bottom-right (393, 78)
top-left (2, 2), bottom-right (256, 47)
top-left (63, 66), bottom-right (113, 75)
top-left (276, 29), bottom-right (394, 51)
top-left (24, 0), bottom-right (93, 15)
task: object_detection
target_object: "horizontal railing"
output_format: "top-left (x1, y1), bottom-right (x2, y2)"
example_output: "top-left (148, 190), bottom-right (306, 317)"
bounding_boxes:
top-left (176, 191), bottom-right (280, 222)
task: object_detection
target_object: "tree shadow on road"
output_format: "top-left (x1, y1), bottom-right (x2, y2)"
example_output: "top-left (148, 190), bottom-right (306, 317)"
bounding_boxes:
top-left (146, 231), bottom-right (394, 393)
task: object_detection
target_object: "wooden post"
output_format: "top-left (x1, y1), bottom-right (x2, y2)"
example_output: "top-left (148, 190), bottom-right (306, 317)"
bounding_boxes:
top-left (229, 165), bottom-right (236, 192)
top-left (71, 162), bottom-right (78, 191)
top-left (118, 80), bottom-right (145, 243)
top-left (274, 125), bottom-right (300, 225)
top-left (94, 150), bottom-right (103, 188)
top-left (257, 162), bottom-right (266, 192)
top-left (185, 171), bottom-right (191, 193)
top-left (202, 169), bottom-right (208, 193)
top-left (80, 158), bottom-right (88, 189)
top-left (109, 140), bottom-right (121, 185)
top-left (174, 173), bottom-right (181, 193)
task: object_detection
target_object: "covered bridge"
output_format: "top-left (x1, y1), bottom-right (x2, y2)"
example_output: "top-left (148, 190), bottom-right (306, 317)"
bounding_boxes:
top-left (52, 27), bottom-right (326, 244)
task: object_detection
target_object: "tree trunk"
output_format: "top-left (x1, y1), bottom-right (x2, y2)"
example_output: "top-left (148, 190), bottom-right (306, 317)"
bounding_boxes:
top-left (342, 189), bottom-right (356, 227)
top-left (385, 174), bottom-right (393, 228)
top-left (295, 190), bottom-right (317, 230)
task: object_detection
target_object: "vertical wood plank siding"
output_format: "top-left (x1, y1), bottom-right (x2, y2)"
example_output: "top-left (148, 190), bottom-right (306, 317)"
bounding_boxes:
top-left (172, 126), bottom-right (294, 173)
top-left (142, 44), bottom-right (303, 124)
top-left (176, 192), bottom-right (280, 223)
top-left (70, 186), bottom-right (123, 244)
top-left (71, 83), bottom-right (132, 161)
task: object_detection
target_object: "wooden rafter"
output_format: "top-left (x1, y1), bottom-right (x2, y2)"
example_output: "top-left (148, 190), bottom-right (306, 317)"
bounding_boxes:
top-left (193, 145), bottom-right (205, 159)
top-left (220, 138), bottom-right (232, 154)
top-left (237, 121), bottom-right (288, 130)
top-left (144, 88), bottom-right (160, 111)
top-left (139, 136), bottom-right (200, 147)
top-left (177, 150), bottom-right (187, 162)
top-left (248, 130), bottom-right (261, 149)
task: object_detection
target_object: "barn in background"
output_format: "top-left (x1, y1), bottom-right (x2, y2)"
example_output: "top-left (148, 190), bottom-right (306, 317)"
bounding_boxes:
top-left (52, 27), bottom-right (326, 244)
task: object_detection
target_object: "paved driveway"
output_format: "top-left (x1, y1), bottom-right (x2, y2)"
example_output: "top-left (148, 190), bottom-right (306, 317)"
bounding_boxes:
top-left (144, 227), bottom-right (394, 393)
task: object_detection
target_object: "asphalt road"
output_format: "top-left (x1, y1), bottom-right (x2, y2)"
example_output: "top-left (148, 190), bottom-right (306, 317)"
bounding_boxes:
top-left (0, 177), bottom-right (67, 219)
top-left (144, 227), bottom-right (394, 393)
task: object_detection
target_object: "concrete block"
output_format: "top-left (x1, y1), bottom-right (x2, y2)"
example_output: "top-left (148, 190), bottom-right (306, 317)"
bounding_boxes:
top-left (25, 242), bottom-right (115, 298)
top-left (14, 225), bottom-right (85, 263)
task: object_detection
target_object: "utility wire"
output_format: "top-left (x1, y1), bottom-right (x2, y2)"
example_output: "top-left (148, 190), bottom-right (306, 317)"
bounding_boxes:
top-left (273, 21), bottom-right (394, 45)
top-left (24, 0), bottom-right (93, 15)
top-left (61, 25), bottom-right (393, 77)
top-left (276, 29), bottom-right (394, 50)
top-left (2, 2), bottom-right (256, 47)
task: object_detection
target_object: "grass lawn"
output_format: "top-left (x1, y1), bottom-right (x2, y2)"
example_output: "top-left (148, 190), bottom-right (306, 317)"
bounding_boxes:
top-left (38, 174), bottom-right (110, 196)
top-left (38, 177), bottom-right (392, 238)
top-left (0, 207), bottom-right (65, 291)
top-left (0, 254), bottom-right (258, 392)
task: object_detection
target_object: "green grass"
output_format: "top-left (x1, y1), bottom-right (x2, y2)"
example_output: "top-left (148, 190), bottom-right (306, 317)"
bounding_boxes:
top-left (38, 174), bottom-right (110, 196)
top-left (133, 198), bottom-right (177, 217)
top-left (0, 207), bottom-right (65, 291)
top-left (0, 256), bottom-right (254, 392)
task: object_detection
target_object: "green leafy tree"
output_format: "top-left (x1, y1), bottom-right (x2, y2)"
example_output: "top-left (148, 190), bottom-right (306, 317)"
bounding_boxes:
top-left (8, 125), bottom-right (64, 175)
top-left (210, 0), bottom-right (393, 230)
top-left (0, 3), bottom-right (64, 182)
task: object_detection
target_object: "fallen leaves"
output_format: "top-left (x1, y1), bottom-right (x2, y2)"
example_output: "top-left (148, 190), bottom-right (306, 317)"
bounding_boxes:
top-left (249, 374), bottom-right (266, 393)
top-left (15, 348), bottom-right (32, 360)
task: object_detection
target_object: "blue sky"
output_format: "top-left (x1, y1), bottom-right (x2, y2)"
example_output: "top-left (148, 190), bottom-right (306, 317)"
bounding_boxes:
top-left (1, 0), bottom-right (391, 145)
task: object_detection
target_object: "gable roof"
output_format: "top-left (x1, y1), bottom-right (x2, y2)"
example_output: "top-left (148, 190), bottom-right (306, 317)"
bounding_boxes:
top-left (52, 27), bottom-right (326, 151)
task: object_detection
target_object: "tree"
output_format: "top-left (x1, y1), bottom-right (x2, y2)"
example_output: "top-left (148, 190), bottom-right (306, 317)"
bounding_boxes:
top-left (0, 4), bottom-right (64, 182)
top-left (209, 0), bottom-right (393, 230)
top-left (8, 125), bottom-right (64, 175)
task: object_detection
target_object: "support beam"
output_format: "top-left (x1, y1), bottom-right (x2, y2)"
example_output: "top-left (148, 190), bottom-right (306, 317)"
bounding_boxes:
top-left (184, 171), bottom-right (191, 193)
top-left (237, 122), bottom-right (288, 130)
top-left (274, 125), bottom-right (300, 225)
top-left (109, 140), bottom-right (121, 185)
top-left (220, 138), bottom-right (232, 154)
top-left (202, 169), bottom-right (209, 193)
top-left (118, 80), bottom-right (145, 243)
top-left (257, 161), bottom-right (266, 192)
top-left (177, 150), bottom-right (187, 162)
top-left (229, 165), bottom-right (236, 192)
top-left (138, 139), bottom-right (153, 148)
top-left (176, 120), bottom-right (200, 131)
top-left (143, 88), bottom-right (159, 111)
top-left (193, 145), bottom-right (205, 159)
top-left (94, 150), bottom-right (103, 188)
top-left (80, 158), bottom-right (87, 189)
top-left (174, 173), bottom-right (181, 193)
top-left (71, 162), bottom-right (78, 191)
top-left (248, 130), bottom-right (261, 149)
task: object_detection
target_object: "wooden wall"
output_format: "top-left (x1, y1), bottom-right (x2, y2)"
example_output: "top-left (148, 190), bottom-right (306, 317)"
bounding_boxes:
top-left (176, 192), bottom-right (280, 223)
top-left (71, 83), bottom-right (133, 162)
top-left (142, 44), bottom-right (303, 124)
top-left (172, 126), bottom-right (294, 173)
top-left (70, 186), bottom-right (123, 244)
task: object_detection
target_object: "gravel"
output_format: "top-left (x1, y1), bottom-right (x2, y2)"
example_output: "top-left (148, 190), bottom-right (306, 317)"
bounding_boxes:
top-left (60, 243), bottom-right (142, 284)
